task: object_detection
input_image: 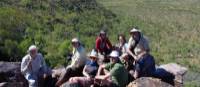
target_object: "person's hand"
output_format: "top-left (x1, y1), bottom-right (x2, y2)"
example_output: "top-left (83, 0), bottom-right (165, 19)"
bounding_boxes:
top-left (27, 58), bottom-right (33, 69)
top-left (43, 74), bottom-right (47, 79)
top-left (134, 71), bottom-right (139, 79)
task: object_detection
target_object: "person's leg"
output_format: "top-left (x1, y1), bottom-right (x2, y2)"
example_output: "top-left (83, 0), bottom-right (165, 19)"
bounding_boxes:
top-left (61, 81), bottom-right (81, 87)
top-left (25, 74), bottom-right (38, 87)
top-left (73, 66), bottom-right (84, 76)
top-left (56, 67), bottom-right (73, 86)
top-left (128, 70), bottom-right (135, 82)
top-left (69, 77), bottom-right (93, 87)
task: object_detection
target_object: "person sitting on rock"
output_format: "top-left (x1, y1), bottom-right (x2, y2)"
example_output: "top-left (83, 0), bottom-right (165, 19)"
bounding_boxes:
top-left (62, 49), bottom-right (99, 87)
top-left (21, 45), bottom-right (51, 87)
top-left (56, 38), bottom-right (88, 86)
top-left (134, 47), bottom-right (156, 78)
top-left (95, 30), bottom-right (112, 56)
top-left (127, 27), bottom-right (150, 62)
top-left (115, 34), bottom-right (128, 56)
top-left (95, 50), bottom-right (128, 87)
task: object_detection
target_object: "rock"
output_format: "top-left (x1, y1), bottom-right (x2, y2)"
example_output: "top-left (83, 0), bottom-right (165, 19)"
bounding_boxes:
top-left (52, 66), bottom-right (66, 78)
top-left (0, 82), bottom-right (24, 87)
top-left (127, 77), bottom-right (173, 87)
top-left (127, 63), bottom-right (187, 87)
top-left (159, 63), bottom-right (187, 85)
top-left (0, 62), bottom-right (28, 87)
top-left (159, 63), bottom-right (187, 76)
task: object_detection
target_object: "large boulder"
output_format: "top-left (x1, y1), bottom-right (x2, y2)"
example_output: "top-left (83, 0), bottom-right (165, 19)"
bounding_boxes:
top-left (127, 77), bottom-right (173, 87)
top-left (127, 63), bottom-right (187, 87)
top-left (0, 62), bottom-right (28, 87)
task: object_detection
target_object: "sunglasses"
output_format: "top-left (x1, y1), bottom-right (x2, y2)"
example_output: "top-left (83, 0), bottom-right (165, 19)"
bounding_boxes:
top-left (90, 57), bottom-right (97, 60)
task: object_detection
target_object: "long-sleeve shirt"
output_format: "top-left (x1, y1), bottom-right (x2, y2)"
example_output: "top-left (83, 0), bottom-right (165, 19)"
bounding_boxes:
top-left (95, 37), bottom-right (112, 53)
top-left (127, 35), bottom-right (150, 55)
top-left (21, 53), bottom-right (47, 75)
top-left (70, 45), bottom-right (87, 69)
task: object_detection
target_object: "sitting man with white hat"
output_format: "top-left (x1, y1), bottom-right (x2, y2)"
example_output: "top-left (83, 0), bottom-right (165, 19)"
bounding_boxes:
top-left (21, 45), bottom-right (51, 87)
top-left (56, 38), bottom-right (88, 86)
top-left (127, 27), bottom-right (153, 78)
top-left (127, 27), bottom-right (150, 61)
top-left (95, 50), bottom-right (128, 87)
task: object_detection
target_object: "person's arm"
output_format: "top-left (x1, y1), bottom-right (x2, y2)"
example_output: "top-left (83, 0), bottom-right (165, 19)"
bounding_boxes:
top-left (70, 55), bottom-right (80, 68)
top-left (106, 38), bottom-right (112, 49)
top-left (40, 54), bottom-right (47, 72)
top-left (95, 64), bottom-right (111, 80)
top-left (127, 38), bottom-right (138, 60)
top-left (95, 72), bottom-right (111, 80)
top-left (136, 44), bottom-right (147, 61)
top-left (96, 37), bottom-right (101, 53)
top-left (38, 54), bottom-right (49, 79)
top-left (21, 56), bottom-right (31, 74)
top-left (82, 65), bottom-right (90, 78)
top-left (96, 64), bottom-right (105, 76)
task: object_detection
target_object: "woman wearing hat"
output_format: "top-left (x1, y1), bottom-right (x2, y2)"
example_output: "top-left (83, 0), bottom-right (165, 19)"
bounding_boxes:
top-left (62, 49), bottom-right (99, 87)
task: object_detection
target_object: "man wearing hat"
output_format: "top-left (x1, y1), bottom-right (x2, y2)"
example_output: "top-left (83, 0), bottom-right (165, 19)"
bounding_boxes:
top-left (56, 38), bottom-right (88, 86)
top-left (21, 45), bottom-right (51, 87)
top-left (127, 27), bottom-right (155, 78)
top-left (95, 50), bottom-right (128, 87)
top-left (127, 27), bottom-right (150, 62)
top-left (95, 30), bottom-right (112, 56)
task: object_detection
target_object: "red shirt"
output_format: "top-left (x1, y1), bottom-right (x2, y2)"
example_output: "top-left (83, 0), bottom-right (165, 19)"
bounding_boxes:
top-left (95, 36), bottom-right (112, 53)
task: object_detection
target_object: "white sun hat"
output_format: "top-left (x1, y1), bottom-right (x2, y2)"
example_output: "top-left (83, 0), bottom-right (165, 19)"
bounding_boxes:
top-left (100, 30), bottom-right (106, 34)
top-left (109, 50), bottom-right (119, 58)
top-left (71, 38), bottom-right (79, 42)
top-left (89, 49), bottom-right (98, 58)
top-left (130, 28), bottom-right (140, 33)
top-left (28, 45), bottom-right (37, 52)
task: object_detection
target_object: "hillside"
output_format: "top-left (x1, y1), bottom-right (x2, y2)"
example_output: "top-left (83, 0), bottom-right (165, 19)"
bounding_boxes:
top-left (0, 0), bottom-right (118, 67)
top-left (97, 0), bottom-right (200, 86)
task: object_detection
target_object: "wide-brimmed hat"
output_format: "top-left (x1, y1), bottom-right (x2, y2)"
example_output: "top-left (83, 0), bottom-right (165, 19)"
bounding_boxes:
top-left (71, 38), bottom-right (79, 43)
top-left (89, 49), bottom-right (98, 58)
top-left (109, 50), bottom-right (119, 58)
top-left (130, 28), bottom-right (140, 33)
top-left (100, 30), bottom-right (106, 34)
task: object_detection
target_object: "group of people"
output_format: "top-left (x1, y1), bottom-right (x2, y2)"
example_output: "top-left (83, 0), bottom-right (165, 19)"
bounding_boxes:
top-left (21, 28), bottom-right (157, 87)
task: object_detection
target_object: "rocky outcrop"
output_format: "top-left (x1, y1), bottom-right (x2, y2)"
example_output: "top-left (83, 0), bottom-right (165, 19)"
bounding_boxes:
top-left (127, 63), bottom-right (187, 87)
top-left (0, 62), bottom-right (187, 87)
top-left (127, 77), bottom-right (173, 87)
top-left (0, 62), bottom-right (28, 87)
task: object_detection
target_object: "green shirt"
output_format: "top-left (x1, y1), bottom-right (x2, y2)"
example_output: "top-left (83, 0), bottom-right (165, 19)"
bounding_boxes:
top-left (105, 63), bottom-right (128, 87)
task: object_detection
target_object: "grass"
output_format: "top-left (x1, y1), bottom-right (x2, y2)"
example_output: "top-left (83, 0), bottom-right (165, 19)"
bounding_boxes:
top-left (97, 0), bottom-right (200, 86)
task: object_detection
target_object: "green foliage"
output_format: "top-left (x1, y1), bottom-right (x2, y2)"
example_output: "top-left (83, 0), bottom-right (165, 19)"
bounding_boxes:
top-left (0, 0), bottom-right (116, 67)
